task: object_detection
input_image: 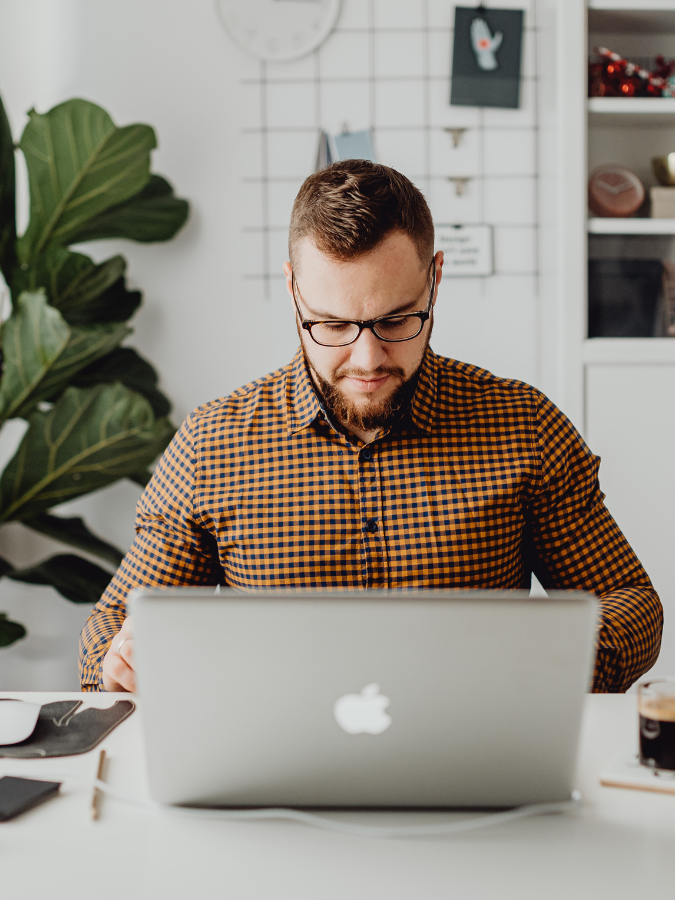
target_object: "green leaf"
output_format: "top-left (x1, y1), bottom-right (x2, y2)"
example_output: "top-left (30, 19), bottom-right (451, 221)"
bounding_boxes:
top-left (7, 553), bottom-right (111, 604)
top-left (0, 290), bottom-right (69, 422)
top-left (36, 322), bottom-right (131, 406)
top-left (0, 95), bottom-right (17, 283)
top-left (22, 513), bottom-right (124, 567)
top-left (68, 175), bottom-right (189, 244)
top-left (0, 613), bottom-right (26, 648)
top-left (0, 290), bottom-right (131, 423)
top-left (72, 347), bottom-right (171, 417)
top-left (12, 248), bottom-right (140, 324)
top-left (0, 382), bottom-right (174, 522)
top-left (18, 98), bottom-right (156, 264)
top-left (61, 275), bottom-right (141, 326)
top-left (13, 247), bottom-right (122, 308)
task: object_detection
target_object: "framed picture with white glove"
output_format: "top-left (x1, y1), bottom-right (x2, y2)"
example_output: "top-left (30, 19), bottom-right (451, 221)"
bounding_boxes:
top-left (450, 6), bottom-right (524, 109)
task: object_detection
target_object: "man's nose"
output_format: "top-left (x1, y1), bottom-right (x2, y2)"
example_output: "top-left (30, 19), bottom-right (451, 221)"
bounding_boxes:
top-left (347, 326), bottom-right (389, 371)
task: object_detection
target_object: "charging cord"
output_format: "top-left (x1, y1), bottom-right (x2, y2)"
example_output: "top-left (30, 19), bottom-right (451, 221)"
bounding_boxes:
top-left (28, 769), bottom-right (582, 838)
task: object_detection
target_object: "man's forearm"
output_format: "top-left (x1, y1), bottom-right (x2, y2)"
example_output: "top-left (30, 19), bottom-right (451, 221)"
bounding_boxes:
top-left (78, 519), bottom-right (225, 690)
top-left (592, 587), bottom-right (663, 692)
top-left (79, 607), bottom-right (125, 691)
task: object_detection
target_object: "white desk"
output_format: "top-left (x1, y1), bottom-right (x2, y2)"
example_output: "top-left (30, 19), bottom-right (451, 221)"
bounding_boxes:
top-left (0, 693), bottom-right (673, 900)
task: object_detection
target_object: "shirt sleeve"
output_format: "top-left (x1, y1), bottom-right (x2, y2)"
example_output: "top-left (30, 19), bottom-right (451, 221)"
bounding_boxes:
top-left (78, 413), bottom-right (223, 691)
top-left (528, 392), bottom-right (663, 692)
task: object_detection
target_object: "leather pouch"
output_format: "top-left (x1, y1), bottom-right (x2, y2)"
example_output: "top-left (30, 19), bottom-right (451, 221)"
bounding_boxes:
top-left (0, 700), bottom-right (135, 758)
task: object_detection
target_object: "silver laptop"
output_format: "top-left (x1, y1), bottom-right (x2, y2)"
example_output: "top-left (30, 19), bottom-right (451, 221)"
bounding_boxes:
top-left (130, 588), bottom-right (597, 808)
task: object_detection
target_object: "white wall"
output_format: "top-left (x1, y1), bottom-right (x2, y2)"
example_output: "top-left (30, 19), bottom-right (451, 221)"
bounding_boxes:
top-left (0, 0), bottom-right (541, 689)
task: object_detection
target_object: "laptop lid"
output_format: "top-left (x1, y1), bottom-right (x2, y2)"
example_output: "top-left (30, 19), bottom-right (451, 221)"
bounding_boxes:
top-left (131, 589), bottom-right (598, 808)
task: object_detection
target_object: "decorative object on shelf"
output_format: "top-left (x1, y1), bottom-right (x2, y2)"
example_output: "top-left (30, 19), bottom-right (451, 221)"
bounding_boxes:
top-left (0, 96), bottom-right (189, 649)
top-left (435, 224), bottom-right (493, 277)
top-left (588, 164), bottom-right (645, 218)
top-left (450, 5), bottom-right (524, 109)
top-left (589, 47), bottom-right (675, 98)
top-left (216, 0), bottom-right (341, 62)
top-left (447, 176), bottom-right (472, 197)
top-left (315, 127), bottom-right (376, 171)
top-left (660, 261), bottom-right (675, 337)
top-left (444, 127), bottom-right (468, 149)
top-left (653, 55), bottom-right (675, 98)
top-left (652, 153), bottom-right (675, 186)
top-left (588, 259), bottom-right (662, 338)
top-left (651, 187), bottom-right (675, 219)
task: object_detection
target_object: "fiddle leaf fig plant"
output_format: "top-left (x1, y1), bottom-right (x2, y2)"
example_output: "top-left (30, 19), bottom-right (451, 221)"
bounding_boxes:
top-left (0, 96), bottom-right (188, 648)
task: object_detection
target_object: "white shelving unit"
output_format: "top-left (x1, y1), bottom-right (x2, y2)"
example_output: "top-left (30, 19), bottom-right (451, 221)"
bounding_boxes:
top-left (590, 0), bottom-right (675, 8)
top-left (536, 0), bottom-right (675, 675)
top-left (588, 97), bottom-right (675, 115)
top-left (588, 217), bottom-right (675, 233)
top-left (536, 0), bottom-right (675, 421)
top-left (589, 96), bottom-right (675, 126)
top-left (581, 337), bottom-right (675, 363)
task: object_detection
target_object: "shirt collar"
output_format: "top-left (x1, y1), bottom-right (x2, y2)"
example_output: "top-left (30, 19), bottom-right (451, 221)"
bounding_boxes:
top-left (409, 347), bottom-right (438, 434)
top-left (286, 347), bottom-right (322, 435)
top-left (286, 345), bottom-right (439, 437)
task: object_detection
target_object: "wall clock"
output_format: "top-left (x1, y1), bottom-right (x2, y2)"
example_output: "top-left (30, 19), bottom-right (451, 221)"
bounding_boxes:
top-left (216, 0), bottom-right (341, 62)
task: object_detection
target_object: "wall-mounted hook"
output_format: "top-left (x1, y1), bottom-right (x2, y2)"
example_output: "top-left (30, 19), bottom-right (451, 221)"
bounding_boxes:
top-left (447, 177), bottom-right (472, 196)
top-left (444, 127), bottom-right (467, 149)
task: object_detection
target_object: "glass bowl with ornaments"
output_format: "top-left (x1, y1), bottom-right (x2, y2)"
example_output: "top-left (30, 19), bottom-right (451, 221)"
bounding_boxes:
top-left (217, 0), bottom-right (341, 62)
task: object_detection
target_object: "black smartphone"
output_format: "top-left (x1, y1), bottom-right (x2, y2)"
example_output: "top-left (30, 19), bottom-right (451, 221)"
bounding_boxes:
top-left (0, 776), bottom-right (61, 821)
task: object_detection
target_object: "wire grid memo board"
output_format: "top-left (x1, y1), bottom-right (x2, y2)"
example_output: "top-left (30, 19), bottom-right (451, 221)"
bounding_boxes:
top-left (239, 0), bottom-right (539, 302)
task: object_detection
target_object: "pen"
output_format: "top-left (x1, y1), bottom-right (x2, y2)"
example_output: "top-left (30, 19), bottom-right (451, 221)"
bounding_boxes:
top-left (91, 749), bottom-right (106, 821)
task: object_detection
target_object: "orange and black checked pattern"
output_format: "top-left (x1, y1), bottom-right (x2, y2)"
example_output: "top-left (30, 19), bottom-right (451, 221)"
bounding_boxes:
top-left (79, 347), bottom-right (662, 692)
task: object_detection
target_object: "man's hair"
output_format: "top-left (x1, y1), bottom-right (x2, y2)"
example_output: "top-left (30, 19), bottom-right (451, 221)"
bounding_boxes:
top-left (289, 159), bottom-right (434, 272)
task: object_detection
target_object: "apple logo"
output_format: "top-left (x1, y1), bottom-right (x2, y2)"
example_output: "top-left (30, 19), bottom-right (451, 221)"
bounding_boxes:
top-left (333, 683), bottom-right (392, 735)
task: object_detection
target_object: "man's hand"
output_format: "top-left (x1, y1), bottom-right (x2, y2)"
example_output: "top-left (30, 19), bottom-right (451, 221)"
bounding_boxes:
top-left (102, 617), bottom-right (135, 692)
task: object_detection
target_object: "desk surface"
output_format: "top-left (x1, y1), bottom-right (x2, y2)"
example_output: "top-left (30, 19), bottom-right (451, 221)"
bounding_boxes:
top-left (0, 692), bottom-right (673, 900)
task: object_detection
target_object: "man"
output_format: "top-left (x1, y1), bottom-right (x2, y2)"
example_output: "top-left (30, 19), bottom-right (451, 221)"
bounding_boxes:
top-left (79, 160), bottom-right (662, 694)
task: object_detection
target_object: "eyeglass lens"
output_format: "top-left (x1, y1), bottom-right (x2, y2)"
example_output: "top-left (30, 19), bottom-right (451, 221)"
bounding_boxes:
top-left (311, 316), bottom-right (424, 346)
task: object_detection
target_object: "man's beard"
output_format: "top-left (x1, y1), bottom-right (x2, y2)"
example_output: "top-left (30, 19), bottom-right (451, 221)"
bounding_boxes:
top-left (301, 325), bottom-right (432, 434)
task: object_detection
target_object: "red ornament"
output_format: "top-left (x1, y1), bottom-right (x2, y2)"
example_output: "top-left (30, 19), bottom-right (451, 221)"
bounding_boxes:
top-left (589, 46), bottom-right (674, 98)
top-left (653, 54), bottom-right (675, 82)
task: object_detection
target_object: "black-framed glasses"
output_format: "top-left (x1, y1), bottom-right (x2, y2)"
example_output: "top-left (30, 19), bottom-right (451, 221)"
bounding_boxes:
top-left (292, 260), bottom-right (436, 347)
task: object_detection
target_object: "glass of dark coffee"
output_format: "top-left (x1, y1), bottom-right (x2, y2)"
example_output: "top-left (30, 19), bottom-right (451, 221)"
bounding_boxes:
top-left (639, 680), bottom-right (675, 771)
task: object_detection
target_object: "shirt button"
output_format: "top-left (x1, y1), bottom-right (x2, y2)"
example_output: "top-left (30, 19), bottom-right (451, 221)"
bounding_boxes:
top-left (365, 518), bottom-right (378, 533)
top-left (361, 449), bottom-right (373, 460)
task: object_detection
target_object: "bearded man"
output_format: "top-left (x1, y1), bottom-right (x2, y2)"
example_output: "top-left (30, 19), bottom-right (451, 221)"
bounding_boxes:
top-left (79, 160), bottom-right (662, 694)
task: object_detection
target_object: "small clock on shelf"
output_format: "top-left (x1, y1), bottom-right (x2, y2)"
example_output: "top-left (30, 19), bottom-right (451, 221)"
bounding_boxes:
top-left (588, 164), bottom-right (645, 218)
top-left (216, 0), bottom-right (341, 62)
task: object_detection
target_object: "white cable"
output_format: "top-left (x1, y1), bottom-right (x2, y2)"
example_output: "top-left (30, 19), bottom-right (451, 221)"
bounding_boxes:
top-left (25, 769), bottom-right (582, 838)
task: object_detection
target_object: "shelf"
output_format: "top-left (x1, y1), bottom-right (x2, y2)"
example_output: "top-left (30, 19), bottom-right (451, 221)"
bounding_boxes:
top-left (588, 97), bottom-right (675, 127)
top-left (588, 218), bottom-right (675, 234)
top-left (583, 339), bottom-right (675, 365)
top-left (589, 0), bottom-right (675, 13)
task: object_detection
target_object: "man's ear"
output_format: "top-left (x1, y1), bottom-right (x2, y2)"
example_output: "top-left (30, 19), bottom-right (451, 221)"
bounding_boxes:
top-left (432, 251), bottom-right (444, 307)
top-left (283, 262), bottom-right (294, 302)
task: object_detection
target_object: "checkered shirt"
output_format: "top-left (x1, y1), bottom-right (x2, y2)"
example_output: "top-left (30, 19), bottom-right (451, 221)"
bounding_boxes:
top-left (79, 347), bottom-right (662, 692)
